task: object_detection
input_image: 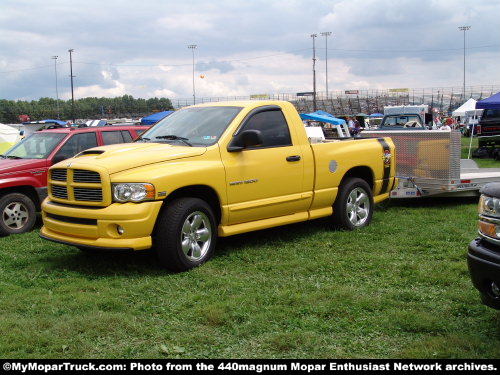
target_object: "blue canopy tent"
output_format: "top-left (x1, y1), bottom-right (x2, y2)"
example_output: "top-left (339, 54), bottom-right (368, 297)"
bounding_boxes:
top-left (300, 111), bottom-right (346, 125)
top-left (369, 113), bottom-right (384, 118)
top-left (476, 92), bottom-right (500, 110)
top-left (141, 110), bottom-right (174, 125)
top-left (41, 119), bottom-right (67, 125)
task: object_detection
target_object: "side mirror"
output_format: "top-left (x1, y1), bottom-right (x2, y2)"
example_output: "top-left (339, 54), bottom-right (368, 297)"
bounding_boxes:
top-left (227, 130), bottom-right (263, 152)
top-left (51, 154), bottom-right (67, 165)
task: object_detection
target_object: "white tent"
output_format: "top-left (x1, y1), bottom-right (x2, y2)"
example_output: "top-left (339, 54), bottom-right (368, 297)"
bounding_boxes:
top-left (452, 98), bottom-right (477, 118)
top-left (0, 123), bottom-right (21, 153)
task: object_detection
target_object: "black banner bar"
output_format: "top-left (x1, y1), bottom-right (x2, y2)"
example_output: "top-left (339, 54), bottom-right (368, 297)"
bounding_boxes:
top-left (0, 359), bottom-right (498, 374)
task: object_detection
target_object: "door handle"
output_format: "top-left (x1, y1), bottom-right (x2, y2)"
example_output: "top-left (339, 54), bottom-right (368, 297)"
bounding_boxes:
top-left (286, 155), bottom-right (301, 162)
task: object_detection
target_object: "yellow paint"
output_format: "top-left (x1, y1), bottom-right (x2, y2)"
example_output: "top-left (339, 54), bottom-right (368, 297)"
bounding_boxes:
top-left (40, 100), bottom-right (395, 250)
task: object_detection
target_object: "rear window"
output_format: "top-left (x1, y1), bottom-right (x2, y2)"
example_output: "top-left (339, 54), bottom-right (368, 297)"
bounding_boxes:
top-left (382, 115), bottom-right (422, 127)
top-left (102, 131), bottom-right (124, 145)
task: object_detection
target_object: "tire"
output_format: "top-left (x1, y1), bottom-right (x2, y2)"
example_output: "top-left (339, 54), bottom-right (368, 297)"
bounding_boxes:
top-left (0, 193), bottom-right (37, 236)
top-left (154, 197), bottom-right (217, 272)
top-left (332, 178), bottom-right (374, 230)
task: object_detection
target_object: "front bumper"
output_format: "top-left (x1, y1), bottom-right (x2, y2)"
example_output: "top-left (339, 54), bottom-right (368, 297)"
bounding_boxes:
top-left (40, 199), bottom-right (163, 250)
top-left (467, 237), bottom-right (500, 310)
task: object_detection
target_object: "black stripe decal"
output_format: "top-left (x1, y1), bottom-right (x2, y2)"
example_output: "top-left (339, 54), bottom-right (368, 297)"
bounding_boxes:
top-left (377, 138), bottom-right (392, 194)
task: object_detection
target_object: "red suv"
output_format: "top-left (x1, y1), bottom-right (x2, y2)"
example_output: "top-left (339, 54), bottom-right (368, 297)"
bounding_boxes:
top-left (0, 125), bottom-right (149, 235)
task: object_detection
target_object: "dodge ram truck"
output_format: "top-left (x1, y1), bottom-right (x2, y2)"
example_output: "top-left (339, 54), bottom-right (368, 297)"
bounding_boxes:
top-left (40, 101), bottom-right (396, 271)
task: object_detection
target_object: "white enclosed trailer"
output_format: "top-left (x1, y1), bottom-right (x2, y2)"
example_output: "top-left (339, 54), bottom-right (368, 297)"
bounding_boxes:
top-left (361, 129), bottom-right (500, 198)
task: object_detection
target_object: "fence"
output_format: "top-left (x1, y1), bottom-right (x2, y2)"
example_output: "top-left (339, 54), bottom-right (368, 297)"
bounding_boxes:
top-left (170, 85), bottom-right (500, 115)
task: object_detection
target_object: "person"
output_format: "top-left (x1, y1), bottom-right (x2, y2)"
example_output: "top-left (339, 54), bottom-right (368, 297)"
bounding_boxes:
top-left (440, 118), bottom-right (452, 131)
top-left (347, 117), bottom-right (355, 130)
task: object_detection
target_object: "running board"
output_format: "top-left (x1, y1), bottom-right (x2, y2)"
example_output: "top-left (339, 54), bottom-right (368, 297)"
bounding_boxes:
top-left (218, 212), bottom-right (309, 237)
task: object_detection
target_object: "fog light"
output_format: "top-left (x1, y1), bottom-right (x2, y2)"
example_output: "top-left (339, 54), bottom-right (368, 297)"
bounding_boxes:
top-left (117, 225), bottom-right (125, 235)
top-left (491, 282), bottom-right (500, 298)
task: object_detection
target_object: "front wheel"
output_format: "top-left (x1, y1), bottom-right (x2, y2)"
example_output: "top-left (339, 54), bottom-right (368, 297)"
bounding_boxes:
top-left (154, 198), bottom-right (217, 272)
top-left (0, 193), bottom-right (37, 236)
top-left (332, 178), bottom-right (374, 230)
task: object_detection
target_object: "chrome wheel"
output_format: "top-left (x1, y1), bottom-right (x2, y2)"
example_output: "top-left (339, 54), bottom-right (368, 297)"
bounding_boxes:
top-left (346, 187), bottom-right (370, 227)
top-left (3, 201), bottom-right (29, 230)
top-left (180, 211), bottom-right (212, 261)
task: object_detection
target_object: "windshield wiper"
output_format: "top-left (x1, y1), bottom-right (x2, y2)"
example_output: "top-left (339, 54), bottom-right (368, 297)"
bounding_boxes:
top-left (135, 136), bottom-right (151, 142)
top-left (155, 135), bottom-right (192, 146)
top-left (1, 155), bottom-right (23, 159)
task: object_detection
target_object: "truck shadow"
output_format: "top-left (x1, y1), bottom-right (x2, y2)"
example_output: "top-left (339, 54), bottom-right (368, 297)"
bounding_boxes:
top-left (39, 220), bottom-right (332, 277)
top-left (39, 196), bottom-right (477, 276)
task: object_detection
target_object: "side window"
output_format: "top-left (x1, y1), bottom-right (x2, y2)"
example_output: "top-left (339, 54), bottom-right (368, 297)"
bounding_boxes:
top-left (121, 130), bottom-right (133, 142)
top-left (55, 132), bottom-right (98, 160)
top-left (241, 110), bottom-right (292, 148)
top-left (102, 131), bottom-right (125, 145)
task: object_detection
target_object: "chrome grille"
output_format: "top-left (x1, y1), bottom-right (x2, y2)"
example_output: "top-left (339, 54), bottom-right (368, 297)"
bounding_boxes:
top-left (74, 188), bottom-right (103, 202)
top-left (73, 169), bottom-right (101, 183)
top-left (51, 169), bottom-right (67, 181)
top-left (51, 185), bottom-right (68, 199)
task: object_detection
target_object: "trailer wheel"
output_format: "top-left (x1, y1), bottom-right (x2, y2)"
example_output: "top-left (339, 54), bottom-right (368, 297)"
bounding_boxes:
top-left (154, 197), bottom-right (217, 272)
top-left (332, 178), bottom-right (373, 230)
top-left (0, 193), bottom-right (37, 236)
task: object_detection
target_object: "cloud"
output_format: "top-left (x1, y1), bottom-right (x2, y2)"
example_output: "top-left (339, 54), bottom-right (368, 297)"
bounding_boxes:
top-left (196, 60), bottom-right (235, 73)
top-left (157, 14), bottom-right (216, 31)
top-left (0, 0), bottom-right (499, 102)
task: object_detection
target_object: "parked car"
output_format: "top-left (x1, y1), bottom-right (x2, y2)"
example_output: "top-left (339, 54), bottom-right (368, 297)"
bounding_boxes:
top-left (40, 100), bottom-right (396, 272)
top-left (0, 125), bottom-right (148, 236)
top-left (468, 183), bottom-right (500, 310)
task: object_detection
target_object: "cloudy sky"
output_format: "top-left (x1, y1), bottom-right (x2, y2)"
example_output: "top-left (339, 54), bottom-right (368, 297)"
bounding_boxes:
top-left (0, 0), bottom-right (499, 101)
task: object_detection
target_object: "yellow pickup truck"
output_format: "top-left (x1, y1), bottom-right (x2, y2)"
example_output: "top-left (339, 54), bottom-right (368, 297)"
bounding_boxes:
top-left (40, 101), bottom-right (395, 271)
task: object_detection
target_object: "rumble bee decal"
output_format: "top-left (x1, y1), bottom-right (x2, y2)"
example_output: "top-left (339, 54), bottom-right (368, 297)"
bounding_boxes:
top-left (383, 149), bottom-right (392, 166)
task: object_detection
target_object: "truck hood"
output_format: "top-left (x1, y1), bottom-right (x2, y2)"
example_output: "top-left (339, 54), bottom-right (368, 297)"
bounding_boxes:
top-left (66, 142), bottom-right (207, 174)
top-left (0, 158), bottom-right (46, 175)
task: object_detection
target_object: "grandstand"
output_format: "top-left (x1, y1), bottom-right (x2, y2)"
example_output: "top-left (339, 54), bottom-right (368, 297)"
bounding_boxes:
top-left (171, 85), bottom-right (500, 116)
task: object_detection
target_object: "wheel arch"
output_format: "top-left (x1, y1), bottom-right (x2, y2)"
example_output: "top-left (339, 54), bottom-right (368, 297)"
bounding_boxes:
top-left (162, 185), bottom-right (222, 224)
top-left (0, 186), bottom-right (41, 210)
top-left (339, 166), bottom-right (374, 191)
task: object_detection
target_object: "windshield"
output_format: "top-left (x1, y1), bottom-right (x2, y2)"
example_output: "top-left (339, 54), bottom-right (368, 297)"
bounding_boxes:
top-left (483, 109), bottom-right (500, 119)
top-left (3, 132), bottom-right (67, 159)
top-left (139, 106), bottom-right (242, 146)
top-left (382, 114), bottom-right (422, 127)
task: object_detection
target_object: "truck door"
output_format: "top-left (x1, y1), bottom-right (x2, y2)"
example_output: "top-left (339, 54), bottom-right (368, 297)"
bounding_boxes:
top-left (221, 106), bottom-right (306, 224)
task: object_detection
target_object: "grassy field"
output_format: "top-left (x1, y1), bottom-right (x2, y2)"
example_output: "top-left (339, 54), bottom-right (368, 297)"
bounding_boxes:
top-left (1, 140), bottom-right (500, 359)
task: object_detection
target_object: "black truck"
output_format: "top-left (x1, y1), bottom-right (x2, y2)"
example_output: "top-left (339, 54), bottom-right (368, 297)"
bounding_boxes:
top-left (468, 183), bottom-right (500, 309)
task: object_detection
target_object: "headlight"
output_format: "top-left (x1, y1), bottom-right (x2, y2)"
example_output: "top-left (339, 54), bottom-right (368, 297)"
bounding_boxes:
top-left (479, 194), bottom-right (500, 217)
top-left (112, 183), bottom-right (155, 202)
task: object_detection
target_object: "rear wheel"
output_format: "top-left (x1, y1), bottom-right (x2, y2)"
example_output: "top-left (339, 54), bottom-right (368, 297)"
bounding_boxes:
top-left (154, 198), bottom-right (217, 272)
top-left (0, 193), bottom-right (37, 236)
top-left (332, 178), bottom-right (373, 230)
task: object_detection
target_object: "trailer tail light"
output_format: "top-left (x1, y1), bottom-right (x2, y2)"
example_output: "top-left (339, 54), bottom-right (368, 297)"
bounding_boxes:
top-left (461, 179), bottom-right (471, 184)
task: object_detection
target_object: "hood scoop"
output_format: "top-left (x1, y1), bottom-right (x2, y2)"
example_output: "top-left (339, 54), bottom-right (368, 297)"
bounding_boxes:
top-left (78, 150), bottom-right (106, 156)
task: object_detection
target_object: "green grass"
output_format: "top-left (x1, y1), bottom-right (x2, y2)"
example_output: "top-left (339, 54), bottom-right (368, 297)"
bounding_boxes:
top-left (1, 140), bottom-right (500, 359)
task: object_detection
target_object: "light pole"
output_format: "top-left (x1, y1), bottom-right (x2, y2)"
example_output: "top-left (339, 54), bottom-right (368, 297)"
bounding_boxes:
top-left (311, 34), bottom-right (317, 111)
top-left (320, 31), bottom-right (332, 99)
top-left (458, 26), bottom-right (471, 99)
top-left (51, 55), bottom-right (60, 119)
top-left (68, 49), bottom-right (75, 123)
top-left (188, 44), bottom-right (197, 104)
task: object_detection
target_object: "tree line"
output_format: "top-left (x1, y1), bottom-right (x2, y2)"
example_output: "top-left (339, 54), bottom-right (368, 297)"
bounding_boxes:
top-left (0, 95), bottom-right (174, 123)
